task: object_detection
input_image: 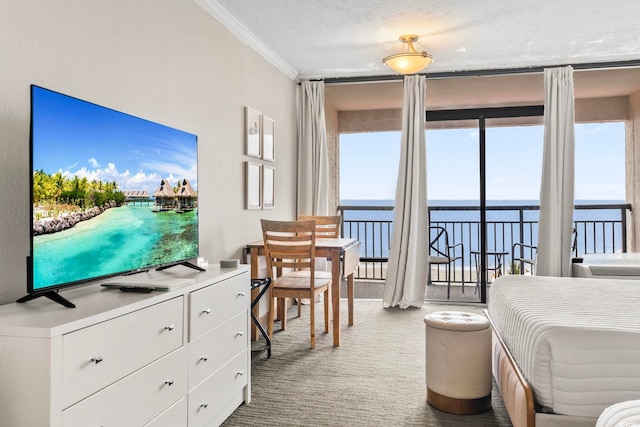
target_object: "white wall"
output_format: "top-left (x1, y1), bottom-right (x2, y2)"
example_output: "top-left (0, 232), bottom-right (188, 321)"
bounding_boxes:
top-left (0, 0), bottom-right (297, 304)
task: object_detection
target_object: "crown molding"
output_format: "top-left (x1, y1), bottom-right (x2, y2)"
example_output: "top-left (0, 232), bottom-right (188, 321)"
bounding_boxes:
top-left (195, 0), bottom-right (298, 81)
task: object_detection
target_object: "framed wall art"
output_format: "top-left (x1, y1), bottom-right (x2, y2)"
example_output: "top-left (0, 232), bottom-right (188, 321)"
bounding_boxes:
top-left (262, 115), bottom-right (275, 161)
top-left (262, 165), bottom-right (275, 209)
top-left (245, 107), bottom-right (261, 158)
top-left (245, 161), bottom-right (261, 209)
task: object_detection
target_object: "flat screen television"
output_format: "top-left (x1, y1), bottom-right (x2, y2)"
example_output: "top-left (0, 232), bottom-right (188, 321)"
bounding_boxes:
top-left (20, 85), bottom-right (200, 307)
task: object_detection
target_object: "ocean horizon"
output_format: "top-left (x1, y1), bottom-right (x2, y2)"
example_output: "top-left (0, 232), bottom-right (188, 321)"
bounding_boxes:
top-left (339, 199), bottom-right (627, 258)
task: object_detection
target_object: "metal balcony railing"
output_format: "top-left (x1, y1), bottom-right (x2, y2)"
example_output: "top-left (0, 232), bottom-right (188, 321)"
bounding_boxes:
top-left (337, 203), bottom-right (632, 282)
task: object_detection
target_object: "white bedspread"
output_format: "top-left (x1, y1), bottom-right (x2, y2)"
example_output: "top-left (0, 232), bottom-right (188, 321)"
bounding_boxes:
top-left (488, 275), bottom-right (640, 418)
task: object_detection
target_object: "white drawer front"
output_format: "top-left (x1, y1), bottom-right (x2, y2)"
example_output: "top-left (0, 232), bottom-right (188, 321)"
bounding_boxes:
top-left (189, 274), bottom-right (249, 340)
top-left (188, 349), bottom-right (248, 427)
top-left (63, 347), bottom-right (186, 427)
top-left (188, 311), bottom-right (248, 389)
top-left (145, 397), bottom-right (187, 427)
top-left (62, 296), bottom-right (184, 407)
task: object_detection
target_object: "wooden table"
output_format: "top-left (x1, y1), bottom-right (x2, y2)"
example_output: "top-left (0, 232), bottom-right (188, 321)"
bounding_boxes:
top-left (246, 238), bottom-right (361, 347)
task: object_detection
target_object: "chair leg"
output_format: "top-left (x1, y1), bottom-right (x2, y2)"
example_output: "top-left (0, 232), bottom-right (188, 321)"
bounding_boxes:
top-left (309, 292), bottom-right (316, 349)
top-left (324, 289), bottom-right (329, 333)
top-left (297, 298), bottom-right (302, 317)
top-left (461, 260), bottom-right (465, 294)
top-left (278, 297), bottom-right (286, 330)
top-left (446, 264), bottom-right (451, 300)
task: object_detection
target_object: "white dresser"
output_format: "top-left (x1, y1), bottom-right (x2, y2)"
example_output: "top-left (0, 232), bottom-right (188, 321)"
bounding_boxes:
top-left (0, 265), bottom-right (250, 427)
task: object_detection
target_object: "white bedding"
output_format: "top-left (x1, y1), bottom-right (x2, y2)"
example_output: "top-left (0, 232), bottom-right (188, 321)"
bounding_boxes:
top-left (488, 275), bottom-right (640, 418)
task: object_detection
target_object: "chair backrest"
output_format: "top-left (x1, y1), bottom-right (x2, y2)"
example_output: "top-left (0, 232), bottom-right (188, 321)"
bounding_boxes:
top-left (261, 219), bottom-right (317, 277)
top-left (297, 215), bottom-right (341, 238)
top-left (429, 226), bottom-right (450, 258)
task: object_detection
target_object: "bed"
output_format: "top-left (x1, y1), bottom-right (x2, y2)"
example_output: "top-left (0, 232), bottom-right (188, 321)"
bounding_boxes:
top-left (485, 275), bottom-right (640, 427)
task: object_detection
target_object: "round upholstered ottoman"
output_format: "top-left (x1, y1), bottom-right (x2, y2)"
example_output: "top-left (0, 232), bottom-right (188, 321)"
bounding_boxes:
top-left (596, 400), bottom-right (640, 427)
top-left (424, 311), bottom-right (492, 415)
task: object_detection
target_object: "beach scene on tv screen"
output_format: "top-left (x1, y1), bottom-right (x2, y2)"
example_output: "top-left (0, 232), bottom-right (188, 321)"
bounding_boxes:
top-left (31, 87), bottom-right (198, 291)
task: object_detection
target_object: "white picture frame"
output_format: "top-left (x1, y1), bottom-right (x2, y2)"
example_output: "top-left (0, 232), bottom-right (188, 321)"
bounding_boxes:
top-left (245, 107), bottom-right (261, 158)
top-left (262, 115), bottom-right (275, 161)
top-left (245, 161), bottom-right (261, 209)
top-left (262, 165), bottom-right (275, 209)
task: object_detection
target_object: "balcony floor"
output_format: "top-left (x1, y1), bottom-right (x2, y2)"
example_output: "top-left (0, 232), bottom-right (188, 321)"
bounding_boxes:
top-left (341, 279), bottom-right (488, 303)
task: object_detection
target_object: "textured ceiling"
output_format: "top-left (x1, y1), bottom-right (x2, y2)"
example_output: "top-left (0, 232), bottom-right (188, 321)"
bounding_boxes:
top-left (201, 0), bottom-right (640, 80)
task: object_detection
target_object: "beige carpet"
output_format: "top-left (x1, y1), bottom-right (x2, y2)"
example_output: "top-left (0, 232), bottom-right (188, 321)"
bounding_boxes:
top-left (222, 299), bottom-right (512, 427)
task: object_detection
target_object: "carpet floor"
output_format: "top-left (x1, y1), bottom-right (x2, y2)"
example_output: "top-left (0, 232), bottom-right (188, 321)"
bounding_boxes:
top-left (222, 299), bottom-right (512, 427)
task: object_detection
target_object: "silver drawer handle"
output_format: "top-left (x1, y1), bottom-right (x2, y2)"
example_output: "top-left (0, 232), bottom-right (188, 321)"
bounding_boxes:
top-left (236, 331), bottom-right (244, 337)
top-left (236, 371), bottom-right (244, 376)
top-left (164, 324), bottom-right (175, 331)
top-left (199, 356), bottom-right (208, 362)
top-left (202, 308), bottom-right (211, 314)
top-left (90, 356), bottom-right (103, 364)
top-left (237, 292), bottom-right (246, 297)
top-left (164, 379), bottom-right (174, 386)
top-left (200, 403), bottom-right (209, 409)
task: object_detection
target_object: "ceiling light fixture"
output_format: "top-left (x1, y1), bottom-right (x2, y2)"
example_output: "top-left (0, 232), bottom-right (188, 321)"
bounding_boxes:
top-left (383, 34), bottom-right (433, 74)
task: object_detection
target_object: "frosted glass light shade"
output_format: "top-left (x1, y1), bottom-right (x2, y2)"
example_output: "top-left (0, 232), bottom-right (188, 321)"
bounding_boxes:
top-left (383, 52), bottom-right (433, 74)
top-left (383, 34), bottom-right (433, 74)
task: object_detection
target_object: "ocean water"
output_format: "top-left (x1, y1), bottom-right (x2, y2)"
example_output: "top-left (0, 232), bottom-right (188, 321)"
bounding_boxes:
top-left (340, 199), bottom-right (625, 220)
top-left (33, 205), bottom-right (198, 290)
top-left (340, 199), bottom-right (626, 259)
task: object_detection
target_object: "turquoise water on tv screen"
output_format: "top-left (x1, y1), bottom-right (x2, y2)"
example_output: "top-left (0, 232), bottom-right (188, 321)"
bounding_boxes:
top-left (33, 205), bottom-right (198, 290)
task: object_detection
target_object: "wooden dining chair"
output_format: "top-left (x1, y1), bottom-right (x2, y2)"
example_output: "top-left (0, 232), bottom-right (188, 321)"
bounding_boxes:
top-left (298, 214), bottom-right (341, 238)
top-left (296, 215), bottom-right (342, 315)
top-left (261, 219), bottom-right (331, 349)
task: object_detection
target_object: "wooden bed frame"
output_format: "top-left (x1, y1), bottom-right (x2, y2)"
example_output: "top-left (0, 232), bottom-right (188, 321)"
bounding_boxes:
top-left (484, 309), bottom-right (598, 427)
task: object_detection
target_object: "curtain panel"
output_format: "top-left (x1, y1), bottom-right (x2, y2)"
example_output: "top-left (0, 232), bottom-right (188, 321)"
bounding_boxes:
top-left (536, 66), bottom-right (575, 277)
top-left (297, 81), bottom-right (329, 216)
top-left (383, 75), bottom-right (428, 308)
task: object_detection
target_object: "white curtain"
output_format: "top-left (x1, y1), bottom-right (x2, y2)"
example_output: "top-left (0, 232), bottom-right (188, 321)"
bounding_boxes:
top-left (297, 81), bottom-right (329, 216)
top-left (536, 66), bottom-right (575, 277)
top-left (383, 75), bottom-right (428, 308)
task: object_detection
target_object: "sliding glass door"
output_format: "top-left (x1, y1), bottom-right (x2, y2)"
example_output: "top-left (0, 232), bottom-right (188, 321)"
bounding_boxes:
top-left (426, 123), bottom-right (480, 302)
top-left (427, 107), bottom-right (543, 303)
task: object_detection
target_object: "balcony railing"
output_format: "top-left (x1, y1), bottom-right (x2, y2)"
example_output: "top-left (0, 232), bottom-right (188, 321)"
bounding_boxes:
top-left (337, 203), bottom-right (632, 282)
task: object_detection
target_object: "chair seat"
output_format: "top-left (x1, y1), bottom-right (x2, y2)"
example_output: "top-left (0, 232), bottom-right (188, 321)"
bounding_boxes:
top-left (287, 270), bottom-right (332, 280)
top-left (429, 255), bottom-right (449, 264)
top-left (273, 271), bottom-right (331, 291)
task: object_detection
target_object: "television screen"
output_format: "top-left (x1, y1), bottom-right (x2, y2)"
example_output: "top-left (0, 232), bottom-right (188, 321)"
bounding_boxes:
top-left (28, 85), bottom-right (198, 298)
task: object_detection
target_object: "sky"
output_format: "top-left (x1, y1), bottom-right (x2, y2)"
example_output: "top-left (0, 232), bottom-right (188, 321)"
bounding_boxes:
top-left (340, 122), bottom-right (625, 201)
top-left (31, 86), bottom-right (198, 193)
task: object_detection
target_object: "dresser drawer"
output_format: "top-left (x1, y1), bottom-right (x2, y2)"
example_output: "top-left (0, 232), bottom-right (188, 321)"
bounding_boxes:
top-left (189, 274), bottom-right (248, 340)
top-left (63, 347), bottom-right (186, 427)
top-left (62, 296), bottom-right (184, 407)
top-left (188, 311), bottom-right (248, 389)
top-left (145, 397), bottom-right (187, 427)
top-left (188, 349), bottom-right (248, 427)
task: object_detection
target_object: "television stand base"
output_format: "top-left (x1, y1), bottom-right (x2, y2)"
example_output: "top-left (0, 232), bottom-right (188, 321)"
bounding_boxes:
top-left (17, 291), bottom-right (76, 308)
top-left (156, 261), bottom-right (205, 272)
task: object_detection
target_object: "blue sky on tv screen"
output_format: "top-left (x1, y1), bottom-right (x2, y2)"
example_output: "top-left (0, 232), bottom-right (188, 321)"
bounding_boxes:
top-left (32, 86), bottom-right (197, 193)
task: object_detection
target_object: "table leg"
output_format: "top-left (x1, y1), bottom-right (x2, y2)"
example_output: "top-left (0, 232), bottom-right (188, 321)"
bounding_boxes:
top-left (347, 273), bottom-right (354, 326)
top-left (331, 248), bottom-right (341, 347)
